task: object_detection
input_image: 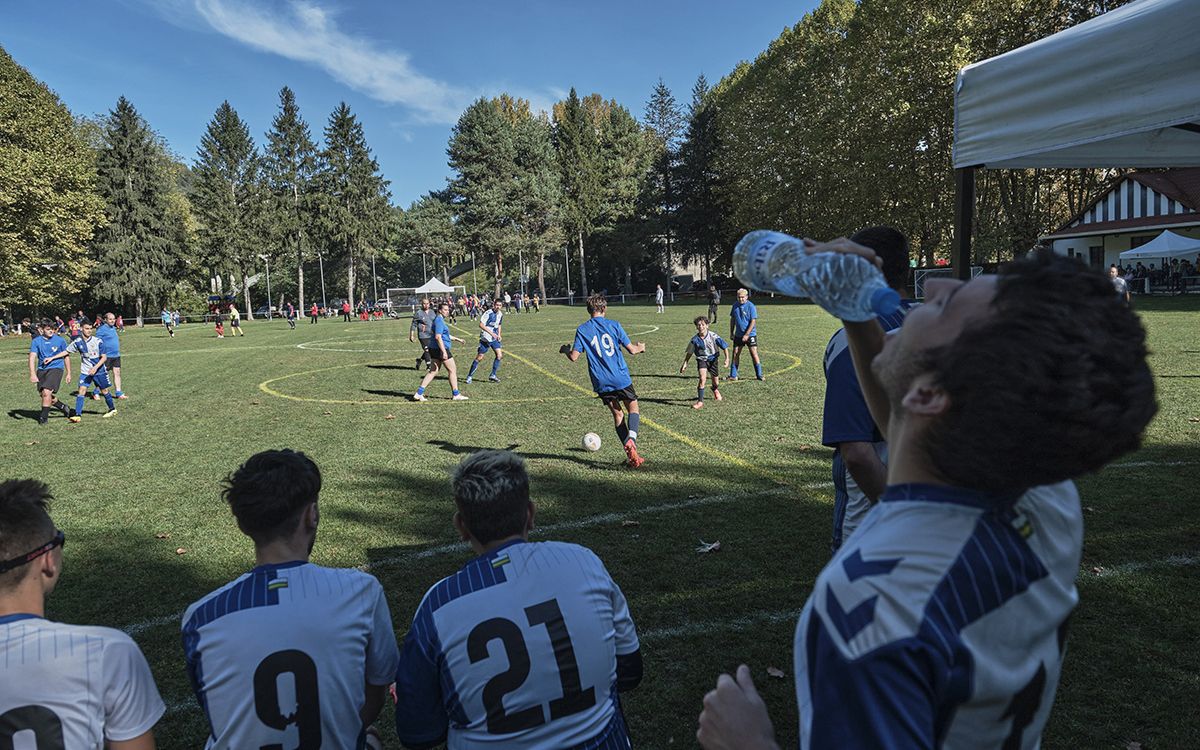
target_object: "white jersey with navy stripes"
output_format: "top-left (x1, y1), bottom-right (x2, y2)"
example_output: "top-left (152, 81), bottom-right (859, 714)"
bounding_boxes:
top-left (795, 481), bottom-right (1082, 749)
top-left (182, 561), bottom-right (399, 750)
top-left (0, 615), bottom-right (165, 748)
top-left (395, 539), bottom-right (639, 750)
top-left (796, 482), bottom-right (1080, 744)
top-left (480, 310), bottom-right (503, 343)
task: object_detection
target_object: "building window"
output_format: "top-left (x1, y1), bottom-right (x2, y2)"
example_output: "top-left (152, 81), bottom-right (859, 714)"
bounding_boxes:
top-left (1089, 246), bottom-right (1104, 270)
top-left (1130, 235), bottom-right (1154, 248)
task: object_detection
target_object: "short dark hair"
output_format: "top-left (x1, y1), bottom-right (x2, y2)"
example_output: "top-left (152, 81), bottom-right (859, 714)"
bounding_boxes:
top-left (693, 316), bottom-right (709, 326)
top-left (851, 226), bottom-right (910, 290)
top-left (919, 250), bottom-right (1157, 494)
top-left (38, 319), bottom-right (51, 329)
top-left (222, 450), bottom-right (322, 544)
top-left (0, 480), bottom-right (56, 591)
top-left (586, 294), bottom-right (607, 315)
top-left (452, 450), bottom-right (530, 545)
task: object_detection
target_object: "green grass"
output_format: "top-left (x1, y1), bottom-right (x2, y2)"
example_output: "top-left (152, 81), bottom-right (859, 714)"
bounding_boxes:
top-left (1, 298), bottom-right (1197, 749)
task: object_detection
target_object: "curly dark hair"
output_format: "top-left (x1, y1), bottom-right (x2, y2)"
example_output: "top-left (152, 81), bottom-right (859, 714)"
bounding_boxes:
top-left (919, 250), bottom-right (1157, 494)
top-left (222, 450), bottom-right (322, 544)
top-left (850, 226), bottom-right (910, 291)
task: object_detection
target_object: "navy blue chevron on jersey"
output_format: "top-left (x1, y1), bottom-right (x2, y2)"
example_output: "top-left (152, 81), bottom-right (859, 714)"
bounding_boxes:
top-left (480, 309), bottom-right (504, 343)
top-left (794, 481), bottom-right (1082, 749)
top-left (182, 561), bottom-right (399, 750)
top-left (395, 540), bottom-right (639, 750)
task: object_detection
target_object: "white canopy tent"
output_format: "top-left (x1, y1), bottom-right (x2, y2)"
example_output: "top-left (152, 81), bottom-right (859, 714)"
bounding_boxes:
top-left (950, 0), bottom-right (1200, 275)
top-left (412, 277), bottom-right (456, 294)
top-left (1118, 230), bottom-right (1200, 261)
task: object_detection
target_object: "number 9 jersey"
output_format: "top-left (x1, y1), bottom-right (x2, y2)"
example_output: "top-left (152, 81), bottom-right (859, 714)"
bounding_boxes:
top-left (395, 540), bottom-right (641, 749)
top-left (181, 561), bottom-right (400, 750)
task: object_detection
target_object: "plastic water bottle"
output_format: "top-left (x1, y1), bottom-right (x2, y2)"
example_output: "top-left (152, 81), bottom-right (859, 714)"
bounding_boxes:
top-left (732, 230), bottom-right (900, 322)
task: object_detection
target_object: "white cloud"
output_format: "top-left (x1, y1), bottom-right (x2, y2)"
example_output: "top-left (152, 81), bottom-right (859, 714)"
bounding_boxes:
top-left (193, 0), bottom-right (472, 123)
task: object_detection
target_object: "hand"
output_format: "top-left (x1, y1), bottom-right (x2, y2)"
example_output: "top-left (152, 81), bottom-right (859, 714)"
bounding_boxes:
top-left (803, 236), bottom-right (884, 270)
top-left (30, 373), bottom-right (38, 383)
top-left (42, 357), bottom-right (52, 366)
top-left (87, 366), bottom-right (96, 376)
top-left (696, 665), bottom-right (779, 750)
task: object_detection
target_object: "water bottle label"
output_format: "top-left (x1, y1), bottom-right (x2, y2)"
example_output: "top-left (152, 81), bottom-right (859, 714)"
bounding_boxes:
top-left (746, 232), bottom-right (791, 289)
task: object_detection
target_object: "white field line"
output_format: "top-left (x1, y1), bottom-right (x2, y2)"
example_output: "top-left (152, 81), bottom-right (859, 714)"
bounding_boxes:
top-left (1083, 553), bottom-right (1200, 579)
top-left (1108, 460), bottom-right (1200, 469)
top-left (120, 484), bottom-right (810, 638)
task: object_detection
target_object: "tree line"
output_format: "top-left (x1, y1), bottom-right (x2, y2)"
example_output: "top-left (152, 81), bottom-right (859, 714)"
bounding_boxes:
top-left (1, 0), bottom-right (1130, 319)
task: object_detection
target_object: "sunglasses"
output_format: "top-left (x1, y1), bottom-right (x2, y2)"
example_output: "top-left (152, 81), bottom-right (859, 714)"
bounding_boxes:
top-left (0, 530), bottom-right (65, 574)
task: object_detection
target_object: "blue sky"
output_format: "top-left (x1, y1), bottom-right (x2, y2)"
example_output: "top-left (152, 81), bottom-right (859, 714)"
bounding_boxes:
top-left (3, 0), bottom-right (817, 206)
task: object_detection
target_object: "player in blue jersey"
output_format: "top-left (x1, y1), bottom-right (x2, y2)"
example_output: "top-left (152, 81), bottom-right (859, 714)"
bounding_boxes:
top-left (28, 320), bottom-right (73, 425)
top-left (415, 302), bottom-right (469, 401)
top-left (182, 450), bottom-right (400, 750)
top-left (679, 316), bottom-right (729, 410)
top-left (697, 247), bottom-right (1156, 750)
top-left (467, 298), bottom-right (505, 384)
top-left (394, 450), bottom-right (643, 750)
top-left (822, 227), bottom-right (915, 553)
top-left (92, 312), bottom-right (127, 400)
top-left (561, 294), bottom-right (647, 468)
top-left (43, 321), bottom-right (117, 422)
top-left (159, 307), bottom-right (174, 337)
top-left (728, 288), bottom-right (763, 380)
top-left (1, 479), bottom-right (166, 749)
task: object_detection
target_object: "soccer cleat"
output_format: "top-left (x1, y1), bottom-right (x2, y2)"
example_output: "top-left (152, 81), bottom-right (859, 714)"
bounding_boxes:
top-left (488, 375), bottom-right (500, 383)
top-left (727, 376), bottom-right (739, 381)
top-left (102, 409), bottom-right (117, 419)
top-left (415, 357), bottom-right (423, 369)
top-left (465, 376), bottom-right (473, 384)
top-left (756, 375), bottom-right (765, 381)
top-left (68, 415), bottom-right (81, 423)
top-left (37, 419), bottom-right (48, 427)
top-left (412, 392), bottom-right (427, 402)
top-left (692, 401), bottom-right (704, 410)
top-left (452, 393), bottom-right (469, 401)
top-left (714, 389), bottom-right (724, 402)
top-left (623, 439), bottom-right (645, 468)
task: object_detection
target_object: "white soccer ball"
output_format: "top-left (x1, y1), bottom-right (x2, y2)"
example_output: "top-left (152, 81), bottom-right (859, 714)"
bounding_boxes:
top-left (582, 432), bottom-right (602, 452)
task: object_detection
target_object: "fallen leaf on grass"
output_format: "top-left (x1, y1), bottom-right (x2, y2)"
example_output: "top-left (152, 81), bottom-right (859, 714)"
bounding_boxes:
top-left (384, 414), bottom-right (396, 420)
top-left (249, 400), bottom-right (260, 405)
top-left (798, 444), bottom-right (813, 452)
top-left (1189, 417), bottom-right (1200, 423)
top-left (766, 666), bottom-right (786, 679)
top-left (24, 441), bottom-right (39, 446)
top-left (175, 548), bottom-right (187, 555)
top-left (620, 520), bottom-right (640, 527)
top-left (1091, 566), bottom-right (1106, 575)
top-left (687, 494), bottom-right (699, 500)
top-left (155, 532), bottom-right (171, 540)
top-left (322, 410), bottom-right (332, 416)
top-left (696, 540), bottom-right (721, 554)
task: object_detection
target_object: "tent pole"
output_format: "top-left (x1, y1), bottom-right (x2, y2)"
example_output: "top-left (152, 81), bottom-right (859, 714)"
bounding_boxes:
top-left (953, 167), bottom-right (976, 280)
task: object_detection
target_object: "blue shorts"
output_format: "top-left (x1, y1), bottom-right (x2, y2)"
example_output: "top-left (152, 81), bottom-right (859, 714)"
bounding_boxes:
top-left (477, 340), bottom-right (502, 355)
top-left (79, 368), bottom-right (111, 390)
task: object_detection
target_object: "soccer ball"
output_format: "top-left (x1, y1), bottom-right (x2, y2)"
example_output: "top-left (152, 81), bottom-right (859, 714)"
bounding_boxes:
top-left (582, 432), bottom-right (602, 452)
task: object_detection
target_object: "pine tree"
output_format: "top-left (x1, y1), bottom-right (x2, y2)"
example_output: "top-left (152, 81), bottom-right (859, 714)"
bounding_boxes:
top-left (91, 97), bottom-right (181, 324)
top-left (553, 88), bottom-right (602, 297)
top-left (642, 79), bottom-right (684, 274)
top-left (0, 46), bottom-right (105, 310)
top-left (676, 75), bottom-right (727, 279)
top-left (193, 101), bottom-right (264, 316)
top-left (511, 108), bottom-right (563, 302)
top-left (315, 103), bottom-right (390, 306)
top-left (263, 86), bottom-right (318, 311)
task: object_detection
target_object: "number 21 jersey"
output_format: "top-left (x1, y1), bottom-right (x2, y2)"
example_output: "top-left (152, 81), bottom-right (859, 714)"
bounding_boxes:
top-left (395, 540), bottom-right (640, 749)
top-left (182, 561), bottom-right (400, 750)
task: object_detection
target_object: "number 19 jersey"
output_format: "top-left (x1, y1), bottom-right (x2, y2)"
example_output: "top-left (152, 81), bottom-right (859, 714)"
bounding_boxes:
top-left (572, 317), bottom-right (633, 394)
top-left (395, 540), bottom-right (640, 750)
top-left (182, 561), bottom-right (400, 750)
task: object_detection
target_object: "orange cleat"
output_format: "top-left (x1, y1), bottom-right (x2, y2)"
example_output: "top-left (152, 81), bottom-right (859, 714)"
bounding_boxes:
top-left (624, 439), bottom-right (645, 468)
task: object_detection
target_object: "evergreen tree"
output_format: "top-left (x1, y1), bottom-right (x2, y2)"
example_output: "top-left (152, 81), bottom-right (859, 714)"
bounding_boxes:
top-left (593, 102), bottom-right (651, 294)
top-left (91, 97), bottom-right (182, 324)
top-left (0, 46), bottom-right (105, 310)
top-left (642, 78), bottom-right (684, 272)
top-left (315, 103), bottom-right (390, 305)
top-left (192, 101), bottom-right (264, 316)
top-left (553, 88), bottom-right (602, 297)
top-left (395, 191), bottom-right (459, 282)
top-left (676, 75), bottom-right (727, 279)
top-left (510, 106), bottom-right (563, 302)
top-left (263, 86), bottom-right (318, 311)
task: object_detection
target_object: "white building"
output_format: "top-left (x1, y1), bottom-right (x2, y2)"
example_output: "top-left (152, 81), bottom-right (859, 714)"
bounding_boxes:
top-left (1042, 168), bottom-right (1200, 270)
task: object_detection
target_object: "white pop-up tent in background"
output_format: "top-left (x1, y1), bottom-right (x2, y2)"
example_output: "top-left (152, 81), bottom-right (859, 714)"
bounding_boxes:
top-left (1119, 230), bottom-right (1200, 262)
top-left (951, 0), bottom-right (1200, 275)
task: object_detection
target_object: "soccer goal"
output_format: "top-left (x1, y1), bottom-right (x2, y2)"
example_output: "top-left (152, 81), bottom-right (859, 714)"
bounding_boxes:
top-left (912, 267), bottom-right (984, 299)
top-left (386, 285), bottom-right (467, 312)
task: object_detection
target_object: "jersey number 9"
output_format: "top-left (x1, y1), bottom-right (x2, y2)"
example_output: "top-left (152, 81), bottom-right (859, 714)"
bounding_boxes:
top-left (253, 649), bottom-right (321, 750)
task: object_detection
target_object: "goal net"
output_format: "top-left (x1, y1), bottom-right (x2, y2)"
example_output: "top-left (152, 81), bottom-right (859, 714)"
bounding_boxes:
top-left (912, 267), bottom-right (984, 299)
top-left (386, 286), bottom-right (467, 312)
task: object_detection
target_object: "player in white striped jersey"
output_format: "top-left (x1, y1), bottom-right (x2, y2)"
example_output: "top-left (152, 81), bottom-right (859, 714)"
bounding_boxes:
top-left (697, 248), bottom-right (1156, 749)
top-left (394, 450), bottom-right (643, 749)
top-left (1, 479), bottom-right (165, 749)
top-left (182, 450), bottom-right (399, 750)
top-left (467, 299), bottom-right (505, 384)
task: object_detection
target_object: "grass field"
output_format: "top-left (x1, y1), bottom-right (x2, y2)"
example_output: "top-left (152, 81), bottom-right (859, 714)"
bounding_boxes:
top-left (1, 298), bottom-right (1197, 749)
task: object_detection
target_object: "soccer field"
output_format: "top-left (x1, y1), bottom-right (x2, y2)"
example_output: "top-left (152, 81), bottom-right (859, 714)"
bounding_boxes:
top-left (2, 299), bottom-right (1197, 748)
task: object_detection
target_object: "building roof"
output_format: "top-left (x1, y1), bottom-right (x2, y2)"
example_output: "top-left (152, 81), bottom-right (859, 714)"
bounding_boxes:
top-left (1044, 168), bottom-right (1200, 239)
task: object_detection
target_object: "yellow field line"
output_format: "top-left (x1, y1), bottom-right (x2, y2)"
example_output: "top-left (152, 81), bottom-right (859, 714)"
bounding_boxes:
top-left (478, 330), bottom-right (792, 486)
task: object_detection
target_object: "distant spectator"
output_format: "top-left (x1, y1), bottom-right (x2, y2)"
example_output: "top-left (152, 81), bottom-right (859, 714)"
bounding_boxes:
top-left (1110, 265), bottom-right (1130, 305)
